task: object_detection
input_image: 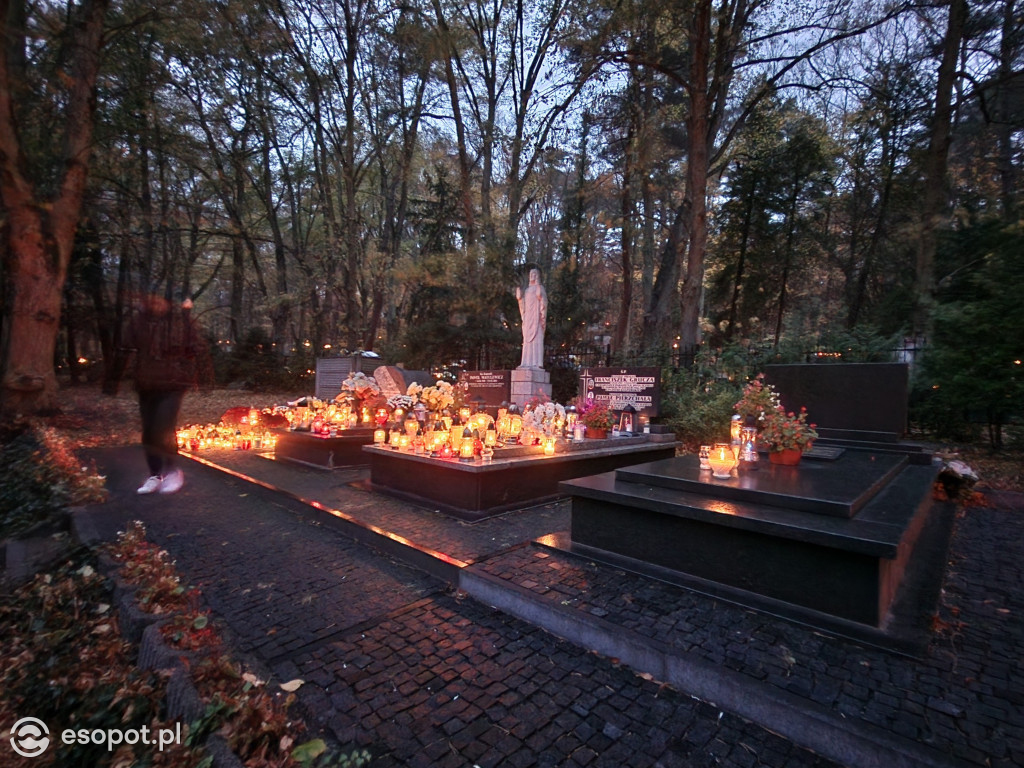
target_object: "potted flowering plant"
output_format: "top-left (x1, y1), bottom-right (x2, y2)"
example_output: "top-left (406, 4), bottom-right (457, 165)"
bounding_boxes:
top-left (759, 406), bottom-right (818, 464)
top-left (577, 401), bottom-right (616, 438)
top-left (734, 373), bottom-right (781, 426)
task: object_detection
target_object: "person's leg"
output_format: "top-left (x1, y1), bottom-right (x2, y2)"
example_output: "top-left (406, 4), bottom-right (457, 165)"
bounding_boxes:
top-left (150, 390), bottom-right (186, 493)
top-left (137, 390), bottom-right (166, 493)
top-left (138, 390), bottom-right (163, 477)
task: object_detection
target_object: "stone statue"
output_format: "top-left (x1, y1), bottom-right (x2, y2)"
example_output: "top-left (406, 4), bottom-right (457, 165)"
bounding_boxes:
top-left (516, 268), bottom-right (547, 369)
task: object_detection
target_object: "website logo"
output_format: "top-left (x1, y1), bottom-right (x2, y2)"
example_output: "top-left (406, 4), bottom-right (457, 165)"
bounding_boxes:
top-left (10, 717), bottom-right (50, 758)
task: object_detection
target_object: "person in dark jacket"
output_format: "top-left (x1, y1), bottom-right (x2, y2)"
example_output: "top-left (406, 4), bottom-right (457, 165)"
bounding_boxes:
top-left (126, 292), bottom-right (208, 494)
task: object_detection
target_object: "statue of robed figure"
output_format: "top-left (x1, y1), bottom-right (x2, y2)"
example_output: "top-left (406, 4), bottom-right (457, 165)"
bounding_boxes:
top-left (516, 268), bottom-right (547, 369)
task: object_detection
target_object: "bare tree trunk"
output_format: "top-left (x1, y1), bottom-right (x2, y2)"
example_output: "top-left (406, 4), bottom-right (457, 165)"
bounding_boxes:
top-left (0, 0), bottom-right (110, 414)
top-left (677, 0), bottom-right (712, 353)
top-left (431, 0), bottom-right (476, 247)
top-left (614, 122), bottom-right (635, 355)
top-left (997, 0), bottom-right (1017, 221)
top-left (725, 181), bottom-right (756, 342)
top-left (774, 179), bottom-right (802, 346)
top-left (913, 0), bottom-right (967, 338)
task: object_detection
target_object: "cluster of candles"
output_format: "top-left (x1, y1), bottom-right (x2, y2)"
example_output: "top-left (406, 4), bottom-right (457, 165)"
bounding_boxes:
top-left (373, 405), bottom-right (504, 461)
top-left (299, 402), bottom-right (373, 434)
top-left (177, 408), bottom-right (279, 452)
top-left (699, 420), bottom-right (760, 478)
top-left (368, 403), bottom-right (571, 461)
top-left (176, 425), bottom-right (277, 452)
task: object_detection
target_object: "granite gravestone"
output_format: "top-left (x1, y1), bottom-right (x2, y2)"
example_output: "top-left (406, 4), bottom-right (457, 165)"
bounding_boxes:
top-left (762, 363), bottom-right (909, 440)
top-left (372, 366), bottom-right (435, 398)
top-left (579, 367), bottom-right (661, 419)
top-left (459, 370), bottom-right (511, 409)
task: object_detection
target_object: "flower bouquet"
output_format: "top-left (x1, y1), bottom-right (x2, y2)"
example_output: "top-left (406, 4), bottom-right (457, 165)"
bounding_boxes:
top-left (522, 400), bottom-right (566, 439)
top-left (387, 394), bottom-right (415, 412)
top-left (412, 380), bottom-right (456, 414)
top-left (338, 372), bottom-right (379, 402)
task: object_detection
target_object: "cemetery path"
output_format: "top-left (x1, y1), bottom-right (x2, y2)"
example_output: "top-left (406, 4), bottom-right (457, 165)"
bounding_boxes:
top-left (75, 446), bottom-right (1023, 768)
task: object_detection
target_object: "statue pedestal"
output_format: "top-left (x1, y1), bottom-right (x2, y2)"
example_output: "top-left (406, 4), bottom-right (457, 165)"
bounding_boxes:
top-left (511, 367), bottom-right (551, 407)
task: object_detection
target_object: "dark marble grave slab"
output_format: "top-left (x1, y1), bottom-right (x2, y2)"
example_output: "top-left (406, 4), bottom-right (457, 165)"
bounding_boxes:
top-left (614, 452), bottom-right (906, 518)
top-left (563, 450), bottom-right (940, 628)
top-left (363, 438), bottom-right (676, 521)
top-left (273, 427), bottom-right (376, 469)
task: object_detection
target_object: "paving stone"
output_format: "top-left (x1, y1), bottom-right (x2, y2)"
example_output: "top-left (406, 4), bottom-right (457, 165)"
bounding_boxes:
top-left (81, 447), bottom-right (1024, 768)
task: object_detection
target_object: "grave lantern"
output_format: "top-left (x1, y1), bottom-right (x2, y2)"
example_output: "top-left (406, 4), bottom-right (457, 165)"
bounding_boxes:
top-left (739, 425), bottom-right (759, 469)
top-left (543, 436), bottom-right (556, 455)
top-left (730, 415), bottom-right (742, 448)
top-left (708, 444), bottom-right (736, 479)
top-left (459, 426), bottom-right (474, 461)
top-left (373, 427), bottom-right (386, 445)
top-left (618, 404), bottom-right (637, 435)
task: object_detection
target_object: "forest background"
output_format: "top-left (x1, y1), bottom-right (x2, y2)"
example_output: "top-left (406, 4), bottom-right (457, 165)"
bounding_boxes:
top-left (0, 0), bottom-right (1021, 449)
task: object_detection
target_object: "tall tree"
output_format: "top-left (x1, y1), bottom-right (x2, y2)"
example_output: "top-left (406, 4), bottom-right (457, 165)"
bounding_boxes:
top-left (1, 0), bottom-right (111, 414)
top-left (912, 0), bottom-right (968, 339)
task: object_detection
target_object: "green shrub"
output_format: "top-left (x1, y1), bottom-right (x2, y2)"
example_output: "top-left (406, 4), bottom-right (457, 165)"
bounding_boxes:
top-left (213, 328), bottom-right (311, 392)
top-left (661, 370), bottom-right (743, 451)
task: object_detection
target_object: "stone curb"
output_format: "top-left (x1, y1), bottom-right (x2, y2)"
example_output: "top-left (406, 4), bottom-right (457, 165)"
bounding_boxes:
top-left (460, 565), bottom-right (962, 768)
top-left (94, 546), bottom-right (252, 768)
top-left (2, 510), bottom-right (75, 585)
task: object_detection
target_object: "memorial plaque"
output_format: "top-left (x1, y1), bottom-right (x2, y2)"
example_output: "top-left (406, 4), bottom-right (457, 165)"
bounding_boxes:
top-left (459, 370), bottom-right (511, 408)
top-left (579, 367), bottom-right (660, 417)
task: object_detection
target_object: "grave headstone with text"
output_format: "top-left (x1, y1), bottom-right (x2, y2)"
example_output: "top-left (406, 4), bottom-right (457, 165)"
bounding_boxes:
top-left (579, 367), bottom-right (661, 419)
top-left (459, 370), bottom-right (512, 410)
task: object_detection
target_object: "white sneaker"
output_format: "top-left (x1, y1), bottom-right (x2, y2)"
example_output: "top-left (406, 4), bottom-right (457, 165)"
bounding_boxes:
top-left (137, 476), bottom-right (162, 494)
top-left (159, 469), bottom-right (184, 494)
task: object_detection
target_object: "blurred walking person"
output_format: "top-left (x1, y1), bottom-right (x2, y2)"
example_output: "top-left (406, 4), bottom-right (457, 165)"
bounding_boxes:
top-left (125, 291), bottom-right (209, 494)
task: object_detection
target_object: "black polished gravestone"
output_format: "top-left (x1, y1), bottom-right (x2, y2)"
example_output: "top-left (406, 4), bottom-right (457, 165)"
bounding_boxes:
top-left (363, 437), bottom-right (677, 521)
top-left (762, 364), bottom-right (931, 464)
top-left (272, 427), bottom-right (377, 469)
top-left (561, 450), bottom-right (944, 640)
